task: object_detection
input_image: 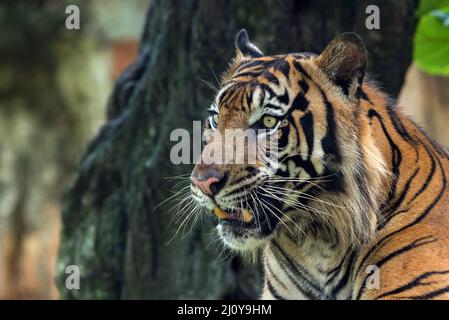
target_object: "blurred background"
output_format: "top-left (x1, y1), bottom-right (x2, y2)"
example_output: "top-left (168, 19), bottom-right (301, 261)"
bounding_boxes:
top-left (0, 0), bottom-right (148, 299)
top-left (0, 0), bottom-right (448, 299)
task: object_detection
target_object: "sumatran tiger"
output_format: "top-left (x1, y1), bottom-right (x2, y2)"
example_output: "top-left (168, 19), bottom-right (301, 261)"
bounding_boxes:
top-left (189, 29), bottom-right (449, 300)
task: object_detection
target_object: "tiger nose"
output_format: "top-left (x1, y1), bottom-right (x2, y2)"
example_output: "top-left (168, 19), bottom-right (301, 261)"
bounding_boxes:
top-left (191, 172), bottom-right (227, 197)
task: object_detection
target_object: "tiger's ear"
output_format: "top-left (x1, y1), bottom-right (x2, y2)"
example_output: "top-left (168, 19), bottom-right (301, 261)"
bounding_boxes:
top-left (315, 33), bottom-right (367, 96)
top-left (235, 29), bottom-right (263, 59)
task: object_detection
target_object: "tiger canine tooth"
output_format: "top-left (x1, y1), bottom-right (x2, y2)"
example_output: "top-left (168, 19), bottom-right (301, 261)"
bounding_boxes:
top-left (242, 209), bottom-right (253, 223)
top-left (214, 206), bottom-right (229, 220)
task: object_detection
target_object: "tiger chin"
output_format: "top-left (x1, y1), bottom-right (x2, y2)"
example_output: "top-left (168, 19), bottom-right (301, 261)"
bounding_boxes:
top-left (189, 29), bottom-right (449, 300)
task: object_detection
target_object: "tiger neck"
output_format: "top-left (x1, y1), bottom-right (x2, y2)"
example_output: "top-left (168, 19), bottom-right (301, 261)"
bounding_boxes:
top-left (264, 228), bottom-right (357, 299)
top-left (359, 83), bottom-right (446, 221)
top-left (263, 83), bottom-right (442, 299)
top-left (263, 82), bottom-right (449, 299)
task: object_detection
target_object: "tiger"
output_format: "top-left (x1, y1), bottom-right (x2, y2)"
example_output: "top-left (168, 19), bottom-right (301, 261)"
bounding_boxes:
top-left (189, 29), bottom-right (449, 300)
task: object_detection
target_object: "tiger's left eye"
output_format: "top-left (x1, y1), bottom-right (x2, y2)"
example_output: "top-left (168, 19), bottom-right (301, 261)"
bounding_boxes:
top-left (212, 114), bottom-right (219, 125)
top-left (209, 112), bottom-right (219, 129)
top-left (262, 115), bottom-right (278, 129)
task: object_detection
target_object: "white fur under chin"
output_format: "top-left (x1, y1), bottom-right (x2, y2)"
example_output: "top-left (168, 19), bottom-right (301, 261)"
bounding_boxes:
top-left (216, 224), bottom-right (269, 253)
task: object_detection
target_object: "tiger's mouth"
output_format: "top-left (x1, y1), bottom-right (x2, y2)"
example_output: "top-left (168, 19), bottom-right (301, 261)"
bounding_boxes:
top-left (212, 196), bottom-right (281, 252)
top-left (214, 205), bottom-right (274, 251)
top-left (213, 205), bottom-right (273, 231)
top-left (213, 206), bottom-right (253, 224)
top-left (191, 180), bottom-right (284, 250)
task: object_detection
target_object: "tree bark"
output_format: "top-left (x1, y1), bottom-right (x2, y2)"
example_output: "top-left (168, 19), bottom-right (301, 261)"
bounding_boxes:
top-left (57, 0), bottom-right (418, 299)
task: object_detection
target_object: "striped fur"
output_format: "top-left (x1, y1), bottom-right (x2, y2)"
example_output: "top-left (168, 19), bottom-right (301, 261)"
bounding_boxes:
top-left (190, 31), bottom-right (449, 299)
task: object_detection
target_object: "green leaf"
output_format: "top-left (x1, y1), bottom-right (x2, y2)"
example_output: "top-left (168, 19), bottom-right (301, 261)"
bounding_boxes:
top-left (416, 0), bottom-right (449, 17)
top-left (430, 10), bottom-right (449, 26)
top-left (414, 6), bottom-right (449, 76)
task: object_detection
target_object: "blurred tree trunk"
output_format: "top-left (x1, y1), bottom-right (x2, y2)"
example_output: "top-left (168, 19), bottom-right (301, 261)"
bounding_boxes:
top-left (57, 0), bottom-right (418, 299)
top-left (399, 63), bottom-right (449, 148)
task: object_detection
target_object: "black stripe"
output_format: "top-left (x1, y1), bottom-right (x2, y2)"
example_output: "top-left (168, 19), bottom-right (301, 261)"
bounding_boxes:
top-left (269, 247), bottom-right (315, 299)
top-left (245, 91), bottom-right (252, 112)
top-left (355, 142), bottom-right (445, 283)
top-left (274, 60), bottom-right (291, 80)
top-left (375, 270), bottom-right (449, 299)
top-left (267, 279), bottom-right (285, 300)
top-left (320, 89), bottom-right (341, 164)
top-left (355, 236), bottom-right (437, 299)
top-left (405, 285), bottom-right (449, 300)
top-left (264, 103), bottom-right (284, 111)
top-left (326, 248), bottom-right (351, 280)
top-left (381, 137), bottom-right (436, 228)
top-left (358, 88), bottom-right (372, 104)
top-left (287, 113), bottom-right (301, 149)
top-left (271, 241), bottom-right (324, 298)
top-left (404, 136), bottom-right (437, 205)
top-left (233, 71), bottom-right (263, 79)
top-left (265, 260), bottom-right (289, 291)
top-left (387, 104), bottom-right (415, 144)
top-left (330, 250), bottom-right (357, 298)
top-left (300, 112), bottom-right (314, 159)
top-left (367, 109), bottom-right (402, 221)
top-left (287, 155), bottom-right (318, 178)
top-left (334, 78), bottom-right (351, 96)
top-left (293, 60), bottom-right (311, 80)
top-left (261, 84), bottom-right (276, 101)
top-left (299, 78), bottom-right (309, 93)
top-left (277, 125), bottom-right (290, 149)
top-left (277, 90), bottom-right (290, 105)
top-left (291, 92), bottom-right (309, 111)
top-left (380, 166), bottom-right (419, 227)
top-left (235, 60), bottom-right (270, 72)
top-left (261, 71), bottom-right (280, 86)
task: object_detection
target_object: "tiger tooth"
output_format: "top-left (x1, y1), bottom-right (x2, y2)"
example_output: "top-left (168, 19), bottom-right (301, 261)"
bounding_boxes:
top-left (242, 209), bottom-right (253, 223)
top-left (214, 206), bottom-right (229, 220)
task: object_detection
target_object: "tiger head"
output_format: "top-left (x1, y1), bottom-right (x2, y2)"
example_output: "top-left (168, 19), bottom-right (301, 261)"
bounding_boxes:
top-left (190, 30), bottom-right (387, 253)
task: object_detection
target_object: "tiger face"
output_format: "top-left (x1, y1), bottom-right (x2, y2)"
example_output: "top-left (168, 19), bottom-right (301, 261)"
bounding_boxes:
top-left (191, 29), bottom-right (380, 252)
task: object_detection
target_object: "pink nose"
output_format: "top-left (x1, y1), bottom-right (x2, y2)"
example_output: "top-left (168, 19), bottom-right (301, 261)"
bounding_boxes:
top-left (191, 176), bottom-right (220, 196)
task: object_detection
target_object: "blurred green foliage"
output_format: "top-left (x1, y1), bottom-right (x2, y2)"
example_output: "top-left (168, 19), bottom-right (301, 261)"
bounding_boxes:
top-left (414, 0), bottom-right (449, 75)
top-left (416, 0), bottom-right (449, 16)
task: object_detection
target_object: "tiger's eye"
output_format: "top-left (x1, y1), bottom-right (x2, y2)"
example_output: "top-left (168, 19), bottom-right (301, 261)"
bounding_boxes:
top-left (262, 115), bottom-right (278, 128)
top-left (212, 114), bottom-right (219, 126)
